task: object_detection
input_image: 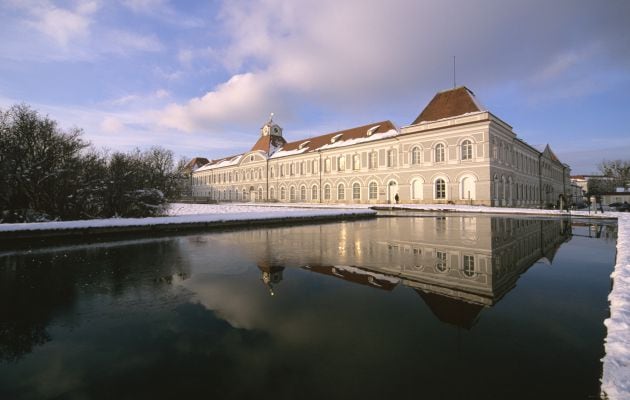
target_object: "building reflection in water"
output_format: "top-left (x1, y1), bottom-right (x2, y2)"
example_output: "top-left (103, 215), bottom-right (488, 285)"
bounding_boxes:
top-left (258, 263), bottom-right (285, 296)
top-left (255, 216), bottom-right (572, 329)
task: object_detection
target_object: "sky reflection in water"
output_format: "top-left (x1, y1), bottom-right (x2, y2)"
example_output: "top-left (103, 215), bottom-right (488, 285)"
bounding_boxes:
top-left (0, 216), bottom-right (617, 399)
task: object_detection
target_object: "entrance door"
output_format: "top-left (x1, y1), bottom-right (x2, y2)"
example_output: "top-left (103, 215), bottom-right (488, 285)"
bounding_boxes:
top-left (388, 181), bottom-right (398, 204)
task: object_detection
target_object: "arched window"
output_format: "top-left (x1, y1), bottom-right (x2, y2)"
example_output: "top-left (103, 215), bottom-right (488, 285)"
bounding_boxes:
top-left (269, 187), bottom-right (275, 199)
top-left (290, 186), bottom-right (296, 202)
top-left (258, 187), bottom-right (263, 201)
top-left (242, 189), bottom-right (247, 200)
top-left (280, 187), bottom-right (286, 200)
top-left (312, 185), bottom-right (318, 200)
top-left (411, 179), bottom-right (423, 199)
top-left (411, 146), bottom-right (421, 165)
top-left (352, 183), bottom-right (360, 200)
top-left (369, 182), bottom-right (378, 200)
top-left (463, 255), bottom-right (475, 277)
top-left (435, 178), bottom-right (446, 199)
top-left (337, 183), bottom-right (345, 200)
top-left (324, 184), bottom-right (331, 200)
top-left (338, 156), bottom-right (345, 171)
top-left (353, 154), bottom-right (360, 170)
top-left (435, 144), bottom-right (445, 163)
top-left (300, 185), bottom-right (306, 201)
top-left (461, 140), bottom-right (472, 160)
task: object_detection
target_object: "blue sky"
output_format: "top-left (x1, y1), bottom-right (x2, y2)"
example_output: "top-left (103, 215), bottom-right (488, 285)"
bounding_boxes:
top-left (1, 0), bottom-right (629, 174)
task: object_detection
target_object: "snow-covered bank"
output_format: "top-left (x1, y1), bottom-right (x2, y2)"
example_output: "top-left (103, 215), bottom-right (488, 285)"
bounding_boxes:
top-left (602, 213), bottom-right (630, 399)
top-left (0, 206), bottom-right (375, 234)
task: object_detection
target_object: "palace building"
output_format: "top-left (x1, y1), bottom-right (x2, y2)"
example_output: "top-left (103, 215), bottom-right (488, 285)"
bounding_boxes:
top-left (192, 86), bottom-right (571, 207)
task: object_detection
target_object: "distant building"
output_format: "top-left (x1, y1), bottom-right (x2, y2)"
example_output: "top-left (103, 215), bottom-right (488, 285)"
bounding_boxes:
top-left (192, 87), bottom-right (571, 207)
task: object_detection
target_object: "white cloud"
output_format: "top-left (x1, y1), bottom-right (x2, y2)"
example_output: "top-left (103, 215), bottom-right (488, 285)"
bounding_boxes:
top-left (157, 0), bottom-right (630, 133)
top-left (159, 72), bottom-right (284, 132)
top-left (18, 0), bottom-right (101, 47)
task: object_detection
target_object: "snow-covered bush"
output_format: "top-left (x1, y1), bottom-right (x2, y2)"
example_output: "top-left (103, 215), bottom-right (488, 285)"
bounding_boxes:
top-left (0, 104), bottom-right (180, 222)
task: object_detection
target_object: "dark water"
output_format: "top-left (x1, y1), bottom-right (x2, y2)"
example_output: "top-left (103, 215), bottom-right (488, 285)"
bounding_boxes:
top-left (0, 215), bottom-right (617, 400)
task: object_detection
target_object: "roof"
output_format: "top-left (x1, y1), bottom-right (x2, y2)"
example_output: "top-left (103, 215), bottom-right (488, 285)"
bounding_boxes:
top-left (183, 157), bottom-right (209, 173)
top-left (195, 154), bottom-right (242, 172)
top-left (411, 86), bottom-right (485, 125)
top-left (270, 120), bottom-right (398, 159)
top-left (416, 290), bottom-right (483, 330)
top-left (250, 134), bottom-right (286, 154)
top-left (304, 265), bottom-right (399, 291)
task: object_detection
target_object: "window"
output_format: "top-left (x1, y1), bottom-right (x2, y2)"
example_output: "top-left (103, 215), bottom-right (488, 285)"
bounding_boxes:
top-left (324, 184), bottom-right (331, 200)
top-left (242, 189), bottom-right (247, 200)
top-left (435, 178), bottom-right (446, 199)
top-left (280, 187), bottom-right (286, 200)
top-left (312, 185), bottom-right (318, 200)
top-left (353, 154), bottom-right (360, 170)
top-left (325, 158), bottom-right (331, 173)
top-left (369, 151), bottom-right (377, 169)
top-left (270, 167), bottom-right (274, 178)
top-left (300, 162), bottom-right (305, 175)
top-left (300, 185), bottom-right (306, 201)
top-left (463, 255), bottom-right (475, 277)
top-left (387, 149), bottom-right (395, 167)
top-left (312, 159), bottom-right (318, 174)
top-left (269, 187), bottom-right (275, 199)
top-left (290, 186), bottom-right (296, 202)
top-left (352, 183), bottom-right (360, 200)
top-left (435, 144), bottom-right (445, 163)
top-left (290, 163), bottom-right (294, 175)
top-left (436, 251), bottom-right (447, 272)
top-left (338, 156), bottom-right (345, 171)
top-left (258, 188), bottom-right (263, 200)
top-left (280, 165), bottom-right (284, 177)
top-left (411, 146), bottom-right (421, 165)
top-left (369, 182), bottom-right (378, 200)
top-left (337, 183), bottom-right (345, 200)
top-left (461, 140), bottom-right (472, 160)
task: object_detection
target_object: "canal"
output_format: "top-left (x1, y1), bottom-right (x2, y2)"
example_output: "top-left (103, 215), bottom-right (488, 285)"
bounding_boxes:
top-left (0, 215), bottom-right (617, 399)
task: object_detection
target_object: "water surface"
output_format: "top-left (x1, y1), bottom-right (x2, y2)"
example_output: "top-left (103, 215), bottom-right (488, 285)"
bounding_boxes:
top-left (0, 215), bottom-right (617, 399)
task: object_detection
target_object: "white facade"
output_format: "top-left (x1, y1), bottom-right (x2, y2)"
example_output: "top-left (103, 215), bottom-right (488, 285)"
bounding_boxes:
top-left (192, 87), bottom-right (571, 207)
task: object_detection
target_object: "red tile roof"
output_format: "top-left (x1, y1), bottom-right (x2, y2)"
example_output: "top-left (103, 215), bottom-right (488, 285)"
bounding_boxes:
top-left (411, 86), bottom-right (484, 125)
top-left (250, 134), bottom-right (286, 154)
top-left (277, 120), bottom-right (397, 154)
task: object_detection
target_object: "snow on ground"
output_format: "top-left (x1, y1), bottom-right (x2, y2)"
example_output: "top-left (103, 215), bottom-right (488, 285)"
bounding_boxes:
top-left (0, 205), bottom-right (374, 232)
top-left (602, 212), bottom-right (630, 399)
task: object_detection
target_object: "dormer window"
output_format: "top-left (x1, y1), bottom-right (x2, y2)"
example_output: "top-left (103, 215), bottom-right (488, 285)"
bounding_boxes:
top-left (367, 125), bottom-right (380, 136)
top-left (331, 133), bottom-right (343, 143)
top-left (298, 141), bottom-right (310, 150)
